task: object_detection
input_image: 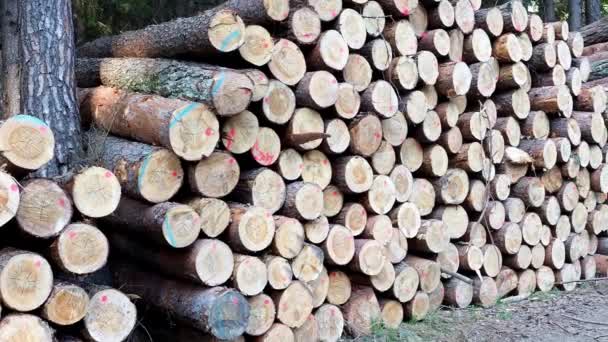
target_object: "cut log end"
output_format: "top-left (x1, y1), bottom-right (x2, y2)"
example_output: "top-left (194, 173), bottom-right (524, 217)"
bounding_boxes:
top-left (52, 223), bottom-right (109, 274)
top-left (0, 115), bottom-right (55, 171)
top-left (208, 10), bottom-right (246, 53)
top-left (17, 179), bottom-right (73, 238)
top-left (0, 314), bottom-right (55, 342)
top-left (138, 148), bottom-right (184, 203)
top-left (0, 250), bottom-right (53, 312)
top-left (72, 166), bottom-right (121, 218)
top-left (239, 25), bottom-right (274, 67)
top-left (275, 281), bottom-right (313, 328)
top-left (246, 294), bottom-right (277, 336)
top-left (0, 171), bottom-right (19, 227)
top-left (84, 289), bottom-right (137, 342)
top-left (42, 283), bottom-right (90, 326)
top-left (269, 39), bottom-right (307, 86)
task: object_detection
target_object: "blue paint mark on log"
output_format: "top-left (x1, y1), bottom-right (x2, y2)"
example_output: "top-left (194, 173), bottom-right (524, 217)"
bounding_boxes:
top-left (137, 154), bottom-right (153, 191)
top-left (12, 114), bottom-right (49, 128)
top-left (211, 72), bottom-right (226, 95)
top-left (163, 216), bottom-right (177, 247)
top-left (220, 30), bottom-right (241, 51)
top-left (169, 103), bottom-right (198, 129)
top-left (209, 290), bottom-right (249, 340)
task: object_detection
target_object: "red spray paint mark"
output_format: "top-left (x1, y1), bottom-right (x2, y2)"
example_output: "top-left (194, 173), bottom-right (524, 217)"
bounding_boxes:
top-left (332, 191), bottom-right (338, 196)
top-left (205, 128), bottom-right (214, 136)
top-left (299, 164), bottom-right (304, 170)
top-left (374, 132), bottom-right (381, 139)
top-left (402, 8), bottom-right (410, 15)
top-left (58, 198), bottom-right (66, 207)
top-left (171, 171), bottom-right (178, 177)
top-left (39, 126), bottom-right (47, 133)
top-left (68, 231), bottom-right (77, 239)
top-left (264, 299), bottom-right (271, 305)
top-left (101, 295), bottom-right (108, 303)
top-left (10, 184), bottom-right (18, 192)
top-left (323, 159), bottom-right (329, 165)
top-left (104, 171), bottom-right (113, 178)
top-left (225, 128), bottom-right (236, 150)
top-left (331, 10), bottom-right (337, 17)
top-left (34, 260), bottom-right (41, 268)
top-left (228, 158), bottom-right (236, 165)
top-left (232, 297), bottom-right (239, 305)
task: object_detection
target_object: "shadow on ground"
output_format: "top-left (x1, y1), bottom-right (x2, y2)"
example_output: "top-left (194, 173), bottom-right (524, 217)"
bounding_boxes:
top-left (342, 281), bottom-right (608, 342)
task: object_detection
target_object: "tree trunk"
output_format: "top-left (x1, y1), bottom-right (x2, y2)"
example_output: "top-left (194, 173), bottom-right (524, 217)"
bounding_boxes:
top-left (585, 0), bottom-right (601, 25)
top-left (568, 0), bottom-right (583, 30)
top-left (6, 0), bottom-right (83, 177)
top-left (544, 0), bottom-right (556, 22)
top-left (580, 16), bottom-right (608, 45)
top-left (1, 0), bottom-right (20, 117)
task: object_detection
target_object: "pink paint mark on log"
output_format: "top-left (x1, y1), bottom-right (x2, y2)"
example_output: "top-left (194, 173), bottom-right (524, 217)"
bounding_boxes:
top-left (205, 128), bottom-right (214, 136)
top-left (264, 299), bottom-right (271, 305)
top-left (299, 164), bottom-right (304, 170)
top-left (323, 159), bottom-right (329, 165)
top-left (39, 126), bottom-right (47, 133)
top-left (402, 8), bottom-right (410, 15)
top-left (332, 191), bottom-right (338, 196)
top-left (34, 260), bottom-right (41, 267)
top-left (68, 231), bottom-right (77, 239)
top-left (421, 31), bottom-right (428, 39)
top-left (225, 128), bottom-right (236, 150)
top-left (331, 10), bottom-right (337, 17)
top-left (104, 171), bottom-right (113, 178)
top-left (58, 198), bottom-right (66, 207)
top-left (10, 184), bottom-right (18, 192)
top-left (171, 171), bottom-right (178, 177)
top-left (228, 158), bottom-right (236, 165)
top-left (101, 295), bottom-right (108, 303)
top-left (374, 132), bottom-right (381, 139)
top-left (232, 297), bottom-right (239, 305)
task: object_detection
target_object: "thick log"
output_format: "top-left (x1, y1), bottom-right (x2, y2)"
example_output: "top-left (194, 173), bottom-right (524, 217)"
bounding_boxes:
top-left (0, 115), bottom-right (55, 174)
top-left (246, 294), bottom-right (276, 337)
top-left (436, 62), bottom-right (472, 97)
top-left (0, 314), bottom-right (55, 341)
top-left (87, 133), bottom-right (183, 203)
top-left (102, 197), bottom-right (200, 248)
top-left (493, 88), bottom-right (530, 119)
top-left (187, 198), bottom-right (230, 238)
top-left (221, 110), bottom-right (260, 154)
top-left (341, 285), bottom-right (380, 335)
top-left (492, 222), bottom-right (523, 255)
top-left (41, 282), bottom-right (89, 326)
top-left (189, 151), bottom-right (240, 199)
top-left (49, 223), bottom-right (109, 275)
top-left (265, 255), bottom-right (293, 290)
top-left (474, 7), bottom-right (504, 37)
top-left (114, 263), bottom-right (246, 339)
top-left (323, 224), bottom-right (355, 266)
top-left (443, 278), bottom-right (473, 308)
top-left (511, 177), bottom-right (546, 207)
top-left (327, 270), bottom-right (351, 305)
top-left (404, 291), bottom-right (430, 321)
top-left (473, 276), bottom-right (498, 308)
top-left (453, 0), bottom-right (475, 34)
top-left (496, 266), bottom-right (519, 298)
top-left (528, 85), bottom-right (573, 116)
top-left (76, 58), bottom-right (253, 116)
top-left (109, 233), bottom-right (233, 286)
top-left (268, 39), bottom-right (307, 85)
top-left (0, 248), bottom-right (53, 312)
top-left (16, 179), bottom-right (72, 238)
top-left (528, 43), bottom-right (557, 71)
top-left (348, 239), bottom-right (386, 276)
top-left (428, 0), bottom-right (455, 29)
top-left (76, 5), bottom-right (282, 57)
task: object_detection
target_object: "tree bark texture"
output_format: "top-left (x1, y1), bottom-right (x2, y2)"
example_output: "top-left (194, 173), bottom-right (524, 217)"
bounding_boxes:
top-left (11, 0), bottom-right (83, 177)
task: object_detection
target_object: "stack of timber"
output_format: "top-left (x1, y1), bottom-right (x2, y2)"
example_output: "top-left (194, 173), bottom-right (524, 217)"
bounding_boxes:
top-left (1, 0), bottom-right (608, 341)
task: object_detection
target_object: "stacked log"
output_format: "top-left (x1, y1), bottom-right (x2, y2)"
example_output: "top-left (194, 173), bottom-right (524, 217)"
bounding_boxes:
top-left (1, 0), bottom-right (608, 340)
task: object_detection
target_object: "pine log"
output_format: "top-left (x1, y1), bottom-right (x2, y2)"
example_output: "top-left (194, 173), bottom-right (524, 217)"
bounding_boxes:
top-left (528, 14), bottom-right (544, 42)
top-left (528, 43), bottom-right (557, 71)
top-left (473, 276), bottom-right (498, 308)
top-left (438, 127), bottom-right (464, 155)
top-left (245, 294), bottom-right (276, 336)
top-left (16, 179), bottom-right (72, 238)
top-left (437, 243), bottom-right (460, 273)
top-left (76, 58), bottom-right (254, 116)
top-left (342, 285), bottom-right (380, 335)
top-left (109, 233), bottom-right (233, 286)
top-left (404, 291), bottom-right (430, 321)
top-left (493, 88), bottom-right (530, 119)
top-left (409, 219), bottom-right (449, 254)
top-left (221, 110), bottom-right (260, 154)
top-left (49, 223), bottom-right (109, 275)
top-left (102, 197), bottom-right (200, 248)
top-left (453, 0), bottom-right (475, 34)
top-left (114, 263), bottom-right (246, 339)
top-left (0, 248), bottom-right (53, 312)
top-left (436, 62), bottom-right (472, 97)
top-left (76, 5), bottom-right (293, 57)
top-left (430, 205), bottom-right (469, 239)
top-left (516, 269), bottom-right (537, 296)
top-left (323, 224), bottom-right (355, 266)
top-left (511, 177), bottom-right (546, 207)
top-left (536, 266), bottom-right (556, 292)
top-left (495, 117), bottom-right (521, 146)
top-left (0, 170), bottom-right (19, 228)
top-left (575, 85), bottom-right (607, 113)
top-left (87, 133), bottom-right (183, 203)
top-left (555, 263), bottom-right (578, 291)
top-left (382, 112), bottom-right (408, 148)
top-left (492, 222), bottom-right (523, 255)
top-left (41, 282), bottom-right (89, 326)
top-left (503, 245), bottom-right (532, 270)
top-left (0, 115), bottom-right (55, 174)
top-left (348, 239), bottom-right (387, 276)
top-left (443, 278), bottom-right (473, 308)
top-left (450, 142), bottom-right (485, 173)
top-left (0, 314), bottom-right (55, 341)
top-left (265, 255), bottom-right (293, 290)
top-left (496, 266), bottom-right (519, 298)
top-left (327, 270), bottom-right (351, 305)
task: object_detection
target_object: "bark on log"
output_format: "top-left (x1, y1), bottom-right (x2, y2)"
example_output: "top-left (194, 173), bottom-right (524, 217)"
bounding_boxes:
top-left (114, 263), bottom-right (247, 340)
top-left (102, 197), bottom-right (200, 248)
top-left (76, 58), bottom-right (254, 116)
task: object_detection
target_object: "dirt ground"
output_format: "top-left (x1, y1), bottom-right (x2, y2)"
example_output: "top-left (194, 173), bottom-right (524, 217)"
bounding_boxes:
top-left (343, 281), bottom-right (608, 342)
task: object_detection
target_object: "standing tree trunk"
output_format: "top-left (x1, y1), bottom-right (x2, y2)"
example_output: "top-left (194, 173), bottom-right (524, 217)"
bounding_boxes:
top-left (585, 0), bottom-right (601, 25)
top-left (2, 0), bottom-right (83, 177)
top-left (544, 0), bottom-right (556, 22)
top-left (1, 0), bottom-right (19, 117)
top-left (568, 0), bottom-right (583, 31)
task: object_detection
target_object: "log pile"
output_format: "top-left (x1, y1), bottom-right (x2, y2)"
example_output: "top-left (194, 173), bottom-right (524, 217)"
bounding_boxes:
top-left (1, 0), bottom-right (608, 341)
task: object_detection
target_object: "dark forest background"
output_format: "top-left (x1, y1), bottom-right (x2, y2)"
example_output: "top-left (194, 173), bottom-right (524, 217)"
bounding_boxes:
top-left (72, 0), bottom-right (608, 44)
